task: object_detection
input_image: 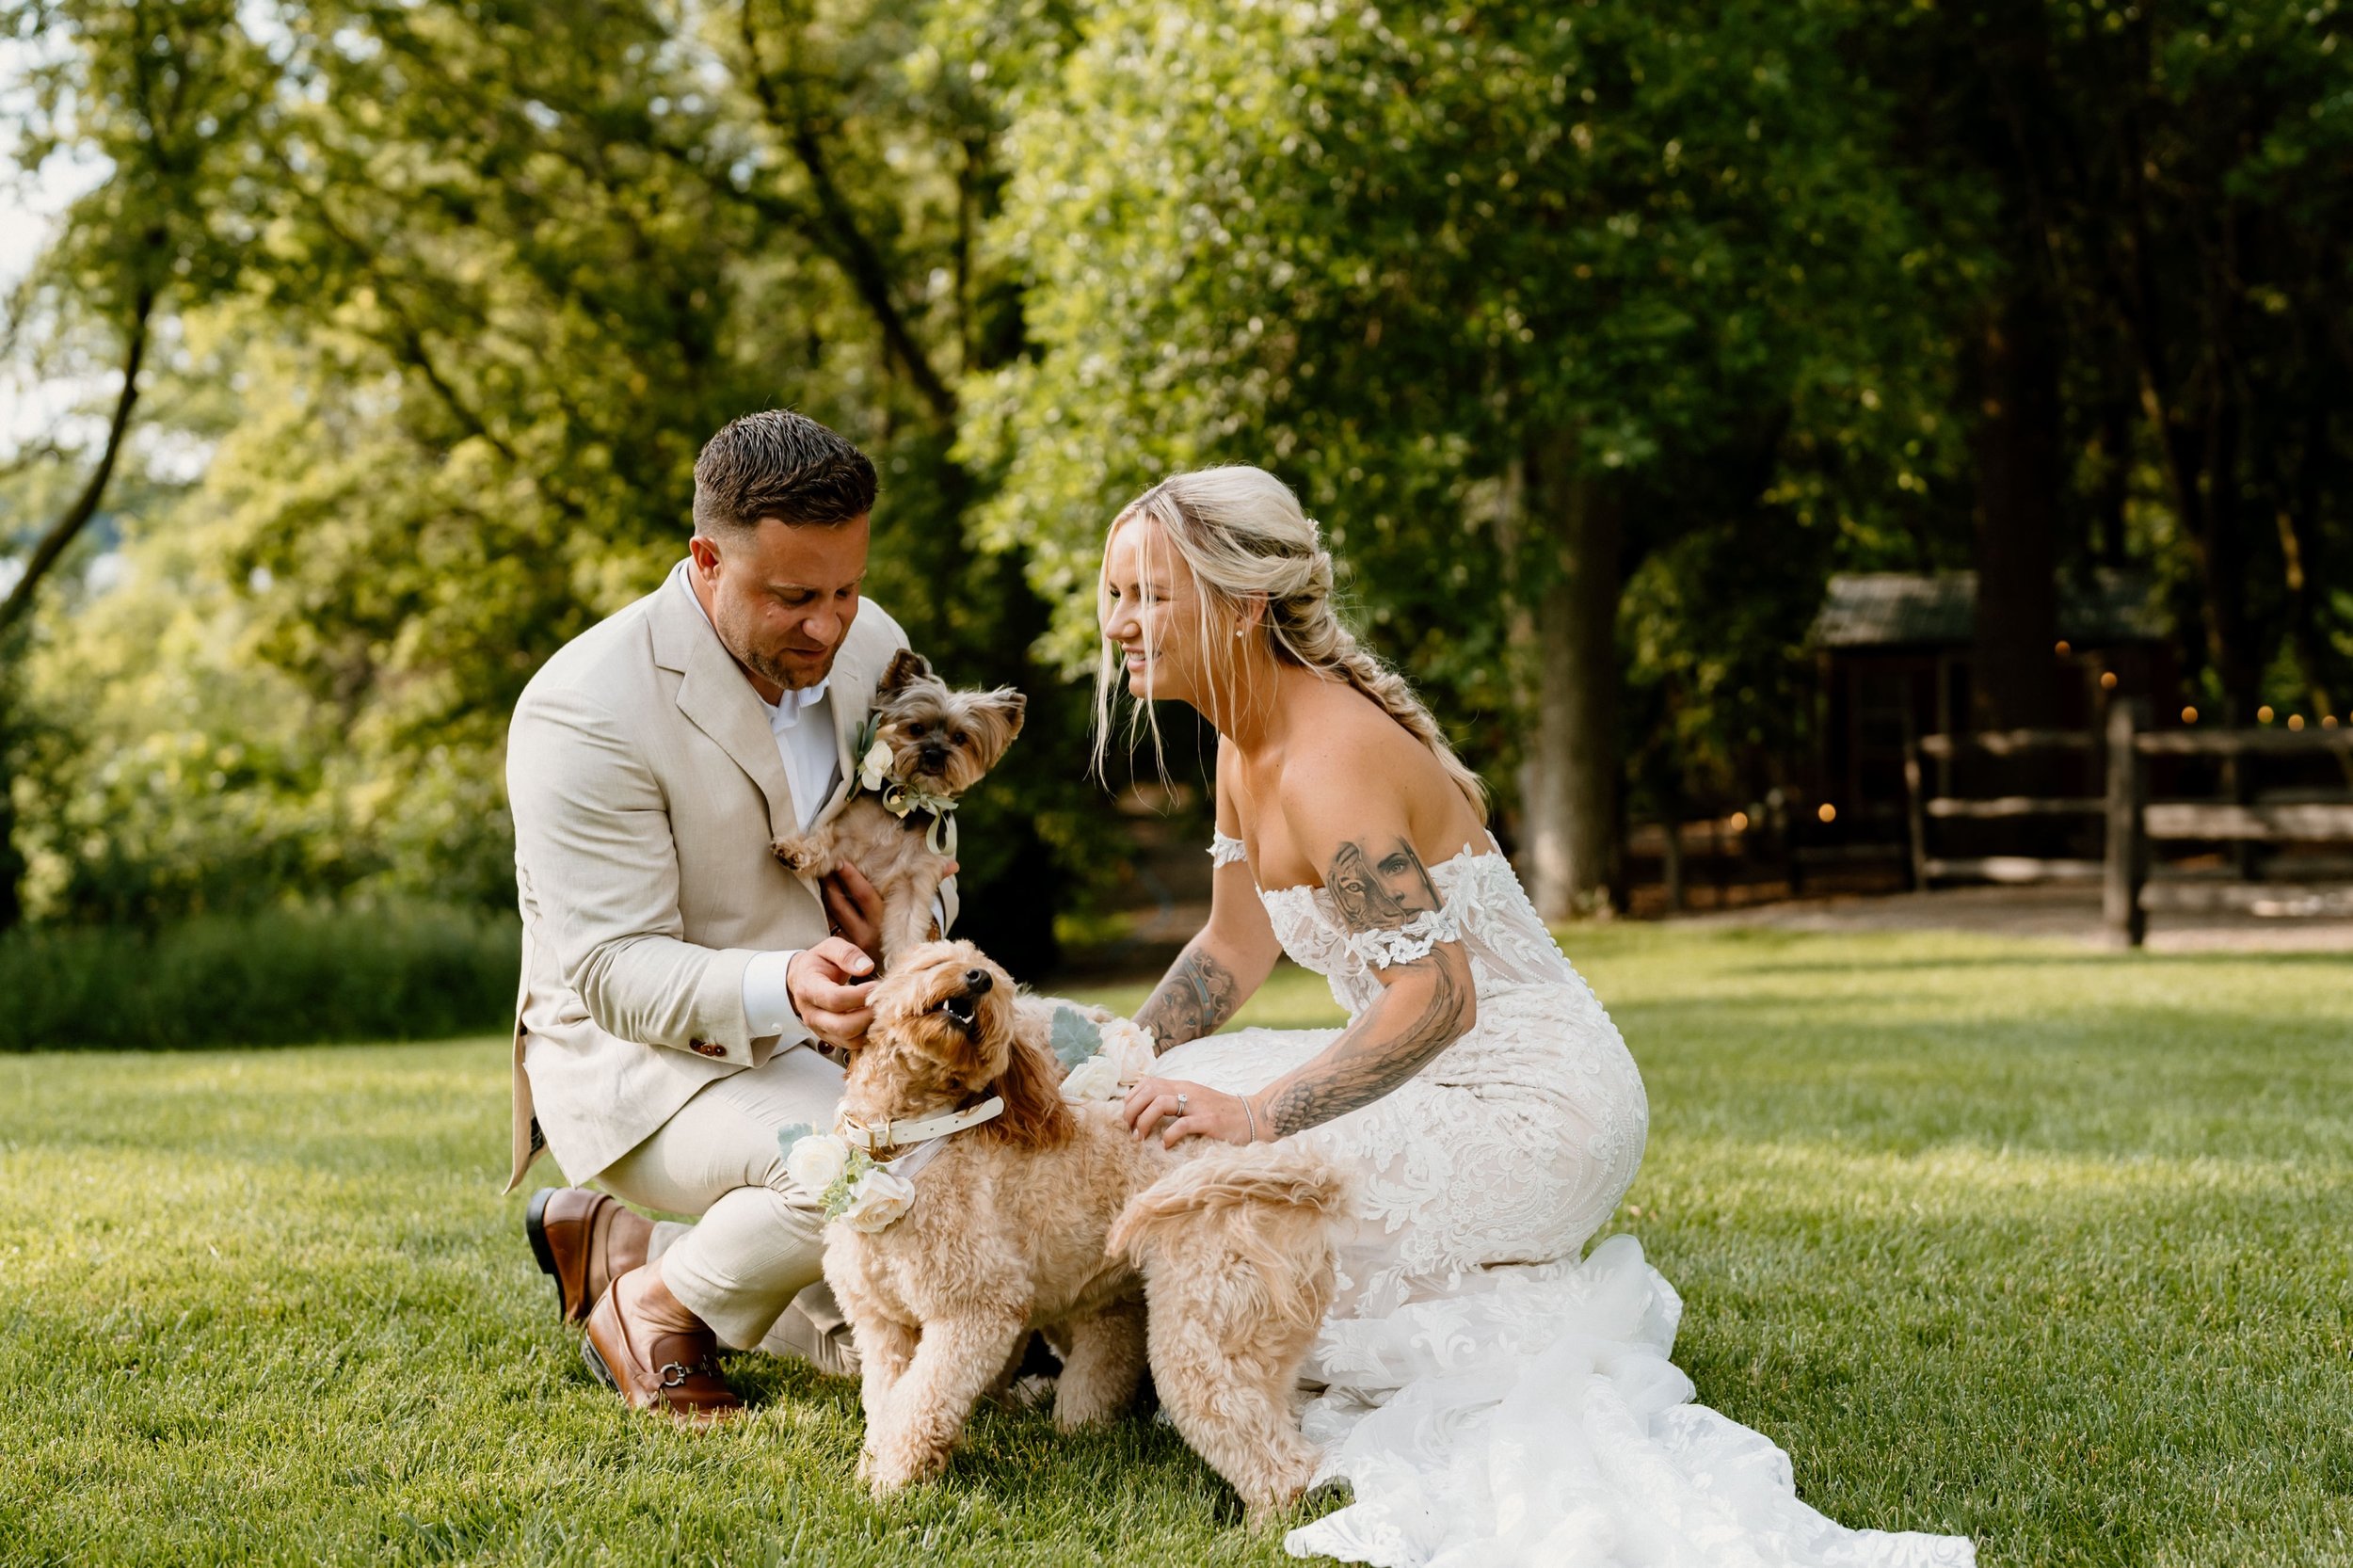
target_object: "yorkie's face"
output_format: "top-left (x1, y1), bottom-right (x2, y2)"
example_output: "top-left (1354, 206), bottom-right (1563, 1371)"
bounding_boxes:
top-left (872, 650), bottom-right (1027, 797)
top-left (868, 940), bottom-right (1017, 1094)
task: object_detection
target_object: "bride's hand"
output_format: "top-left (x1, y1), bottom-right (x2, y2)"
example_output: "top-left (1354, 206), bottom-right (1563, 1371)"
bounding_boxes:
top-left (1123, 1076), bottom-right (1262, 1147)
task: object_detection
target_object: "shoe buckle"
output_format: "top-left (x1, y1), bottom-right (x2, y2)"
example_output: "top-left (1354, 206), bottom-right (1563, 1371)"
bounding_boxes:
top-left (657, 1358), bottom-right (714, 1388)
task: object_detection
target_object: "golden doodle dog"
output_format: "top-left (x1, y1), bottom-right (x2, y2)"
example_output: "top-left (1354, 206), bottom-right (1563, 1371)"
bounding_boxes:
top-left (821, 939), bottom-right (1346, 1519)
top-left (773, 650), bottom-right (1024, 968)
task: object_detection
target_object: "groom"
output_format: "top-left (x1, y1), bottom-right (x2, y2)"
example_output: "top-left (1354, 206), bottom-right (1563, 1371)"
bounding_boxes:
top-left (503, 409), bottom-right (953, 1424)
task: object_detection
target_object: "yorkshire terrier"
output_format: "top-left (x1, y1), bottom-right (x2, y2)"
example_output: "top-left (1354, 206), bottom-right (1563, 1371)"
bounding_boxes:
top-left (774, 650), bottom-right (1026, 969)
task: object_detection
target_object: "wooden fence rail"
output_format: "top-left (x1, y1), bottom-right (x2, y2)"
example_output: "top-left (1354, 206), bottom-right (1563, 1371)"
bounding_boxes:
top-left (1903, 706), bottom-right (2353, 946)
top-left (1903, 728), bottom-right (2105, 891)
top-left (2105, 705), bottom-right (2353, 945)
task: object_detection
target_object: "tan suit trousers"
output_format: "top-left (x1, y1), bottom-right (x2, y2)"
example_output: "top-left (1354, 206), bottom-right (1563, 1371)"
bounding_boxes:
top-left (596, 1042), bottom-right (857, 1372)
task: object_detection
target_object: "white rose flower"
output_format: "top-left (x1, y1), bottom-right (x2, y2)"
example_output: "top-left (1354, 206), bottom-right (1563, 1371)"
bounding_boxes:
top-left (835, 1166), bottom-right (918, 1232)
top-left (784, 1131), bottom-right (852, 1198)
top-left (857, 738), bottom-right (894, 792)
top-left (1098, 1017), bottom-right (1158, 1087)
top-left (1060, 1052), bottom-right (1123, 1103)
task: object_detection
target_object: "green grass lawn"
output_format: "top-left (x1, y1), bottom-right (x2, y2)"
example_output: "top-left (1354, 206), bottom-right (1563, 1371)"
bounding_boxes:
top-left (3, 927), bottom-right (2350, 1566)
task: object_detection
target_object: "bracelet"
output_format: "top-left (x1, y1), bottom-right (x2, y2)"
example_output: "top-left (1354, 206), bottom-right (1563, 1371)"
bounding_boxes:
top-left (1241, 1096), bottom-right (1259, 1143)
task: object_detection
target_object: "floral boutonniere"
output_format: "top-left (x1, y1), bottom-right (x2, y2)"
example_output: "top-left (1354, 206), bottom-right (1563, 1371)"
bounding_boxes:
top-left (778, 1123), bottom-right (918, 1232)
top-left (853, 714), bottom-right (894, 794)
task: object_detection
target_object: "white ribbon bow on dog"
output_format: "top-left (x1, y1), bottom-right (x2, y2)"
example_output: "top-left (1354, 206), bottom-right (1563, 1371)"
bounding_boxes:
top-left (854, 719), bottom-right (962, 856)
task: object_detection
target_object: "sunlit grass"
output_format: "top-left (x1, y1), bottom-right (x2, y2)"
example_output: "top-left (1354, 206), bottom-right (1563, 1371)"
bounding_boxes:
top-left (2, 928), bottom-right (2348, 1564)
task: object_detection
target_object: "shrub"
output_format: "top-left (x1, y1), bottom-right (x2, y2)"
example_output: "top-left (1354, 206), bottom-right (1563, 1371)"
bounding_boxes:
top-left (0, 904), bottom-right (519, 1050)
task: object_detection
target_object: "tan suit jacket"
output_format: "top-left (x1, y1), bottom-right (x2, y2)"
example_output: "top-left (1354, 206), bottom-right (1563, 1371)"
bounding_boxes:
top-left (502, 561), bottom-right (953, 1191)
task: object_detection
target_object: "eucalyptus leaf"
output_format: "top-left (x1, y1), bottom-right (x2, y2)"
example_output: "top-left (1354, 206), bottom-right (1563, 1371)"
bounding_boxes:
top-left (1048, 1004), bottom-right (1106, 1070)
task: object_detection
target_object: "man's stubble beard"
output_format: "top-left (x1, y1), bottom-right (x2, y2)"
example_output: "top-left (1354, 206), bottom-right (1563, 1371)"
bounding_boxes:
top-left (744, 649), bottom-right (808, 691)
top-left (714, 600), bottom-right (837, 694)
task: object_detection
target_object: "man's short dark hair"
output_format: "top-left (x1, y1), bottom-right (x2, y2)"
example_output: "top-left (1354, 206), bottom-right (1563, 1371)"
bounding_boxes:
top-left (692, 410), bottom-right (877, 534)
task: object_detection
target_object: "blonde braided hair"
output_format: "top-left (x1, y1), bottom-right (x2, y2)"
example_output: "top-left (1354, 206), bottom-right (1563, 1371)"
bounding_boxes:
top-left (1093, 465), bottom-right (1489, 815)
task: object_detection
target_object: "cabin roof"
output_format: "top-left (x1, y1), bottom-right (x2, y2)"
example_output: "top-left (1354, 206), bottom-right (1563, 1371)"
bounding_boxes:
top-left (1810, 569), bottom-right (2165, 650)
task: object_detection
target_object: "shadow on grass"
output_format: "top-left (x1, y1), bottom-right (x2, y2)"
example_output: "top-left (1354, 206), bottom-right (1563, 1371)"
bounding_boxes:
top-left (1718, 950), bottom-right (2353, 976)
top-left (725, 1352), bottom-right (1321, 1533)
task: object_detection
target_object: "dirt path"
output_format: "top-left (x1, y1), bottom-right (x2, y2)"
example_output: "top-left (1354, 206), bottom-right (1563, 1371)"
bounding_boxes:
top-left (1671, 881), bottom-right (2353, 952)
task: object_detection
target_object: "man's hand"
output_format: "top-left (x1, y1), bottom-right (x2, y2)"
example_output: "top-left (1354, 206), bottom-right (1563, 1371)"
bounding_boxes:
top-left (819, 861), bottom-right (887, 971)
top-left (787, 937), bottom-right (878, 1048)
top-left (819, 856), bottom-right (959, 972)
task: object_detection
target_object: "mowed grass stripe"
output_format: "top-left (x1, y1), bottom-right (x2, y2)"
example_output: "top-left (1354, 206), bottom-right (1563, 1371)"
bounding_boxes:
top-left (1, 928), bottom-right (2348, 1565)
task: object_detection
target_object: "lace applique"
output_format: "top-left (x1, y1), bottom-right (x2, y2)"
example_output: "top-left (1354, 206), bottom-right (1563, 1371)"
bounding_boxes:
top-left (1208, 830), bottom-right (1248, 867)
top-left (1341, 895), bottom-right (1464, 968)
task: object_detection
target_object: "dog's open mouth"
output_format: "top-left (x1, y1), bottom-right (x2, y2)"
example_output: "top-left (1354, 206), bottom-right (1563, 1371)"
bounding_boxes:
top-left (939, 993), bottom-right (979, 1029)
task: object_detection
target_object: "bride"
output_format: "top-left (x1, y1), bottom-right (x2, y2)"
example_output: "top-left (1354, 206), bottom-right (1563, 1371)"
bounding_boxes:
top-left (1100, 467), bottom-right (1975, 1567)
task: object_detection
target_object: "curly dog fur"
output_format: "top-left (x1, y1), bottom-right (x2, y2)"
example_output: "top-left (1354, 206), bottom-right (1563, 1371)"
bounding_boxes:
top-left (824, 939), bottom-right (1347, 1519)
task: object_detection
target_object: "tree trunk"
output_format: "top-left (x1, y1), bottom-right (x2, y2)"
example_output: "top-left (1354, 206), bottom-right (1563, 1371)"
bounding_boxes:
top-left (2273, 408), bottom-right (2338, 725)
top-left (1968, 280), bottom-right (2063, 736)
top-left (2173, 392), bottom-right (2255, 720)
top-left (1660, 817), bottom-right (1685, 915)
top-left (0, 290), bottom-right (152, 639)
top-left (0, 291), bottom-right (152, 932)
top-left (1522, 431), bottom-right (1625, 921)
top-left (2089, 357), bottom-right (2136, 568)
top-left (0, 670), bottom-right (20, 935)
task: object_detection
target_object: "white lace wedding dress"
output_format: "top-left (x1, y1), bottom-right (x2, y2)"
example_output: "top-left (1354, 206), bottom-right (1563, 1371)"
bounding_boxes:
top-left (1154, 833), bottom-right (1976, 1568)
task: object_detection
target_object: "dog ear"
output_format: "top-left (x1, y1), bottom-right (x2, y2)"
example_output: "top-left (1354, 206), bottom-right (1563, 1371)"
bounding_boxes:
top-left (878, 648), bottom-right (932, 693)
top-left (986, 687), bottom-right (1027, 740)
top-left (985, 1022), bottom-right (1074, 1150)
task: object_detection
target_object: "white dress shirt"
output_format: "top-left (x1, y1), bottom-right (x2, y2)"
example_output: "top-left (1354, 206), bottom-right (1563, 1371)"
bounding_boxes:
top-left (679, 573), bottom-right (837, 1045)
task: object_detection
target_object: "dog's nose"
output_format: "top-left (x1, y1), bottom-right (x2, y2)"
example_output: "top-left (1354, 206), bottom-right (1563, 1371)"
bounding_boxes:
top-left (962, 968), bottom-right (993, 994)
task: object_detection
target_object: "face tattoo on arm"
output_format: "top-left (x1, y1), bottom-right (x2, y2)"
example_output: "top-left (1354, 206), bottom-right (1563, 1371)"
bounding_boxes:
top-left (1262, 836), bottom-right (1473, 1137)
top-left (1134, 941), bottom-right (1242, 1053)
top-left (1325, 838), bottom-right (1442, 927)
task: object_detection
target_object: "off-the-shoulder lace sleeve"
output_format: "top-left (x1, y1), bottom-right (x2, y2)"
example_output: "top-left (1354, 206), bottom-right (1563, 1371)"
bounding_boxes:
top-left (1342, 892), bottom-right (1465, 968)
top-left (1209, 830), bottom-right (1248, 868)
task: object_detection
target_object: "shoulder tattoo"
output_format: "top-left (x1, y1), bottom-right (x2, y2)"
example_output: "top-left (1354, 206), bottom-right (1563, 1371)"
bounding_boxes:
top-left (1325, 836), bottom-right (1441, 932)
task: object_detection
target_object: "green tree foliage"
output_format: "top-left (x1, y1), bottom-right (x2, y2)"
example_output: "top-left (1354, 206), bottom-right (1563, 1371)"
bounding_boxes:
top-left (5, 0), bottom-right (2351, 943)
top-left (6, 0), bottom-right (1108, 963)
top-left (1867, 0), bottom-right (2353, 723)
top-left (968, 0), bottom-right (1947, 908)
top-left (1, 0), bottom-right (271, 927)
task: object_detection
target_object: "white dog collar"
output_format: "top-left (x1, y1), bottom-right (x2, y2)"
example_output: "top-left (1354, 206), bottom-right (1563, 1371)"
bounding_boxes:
top-left (840, 1096), bottom-right (1004, 1158)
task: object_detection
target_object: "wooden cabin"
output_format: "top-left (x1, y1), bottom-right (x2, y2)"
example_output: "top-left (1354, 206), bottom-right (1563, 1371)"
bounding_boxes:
top-left (1808, 570), bottom-right (2177, 846)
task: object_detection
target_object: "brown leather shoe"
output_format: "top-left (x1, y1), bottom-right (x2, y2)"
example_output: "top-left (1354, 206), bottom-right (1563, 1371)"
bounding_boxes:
top-left (525, 1187), bottom-right (651, 1323)
top-left (580, 1273), bottom-right (744, 1426)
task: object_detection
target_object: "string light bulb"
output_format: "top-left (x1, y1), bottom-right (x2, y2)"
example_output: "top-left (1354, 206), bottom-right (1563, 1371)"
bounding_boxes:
top-left (1729, 811), bottom-right (1749, 831)
top-left (1817, 803), bottom-right (1837, 824)
top-left (2259, 705), bottom-right (2276, 724)
top-left (2099, 671), bottom-right (2118, 690)
top-left (2182, 706), bottom-right (2199, 724)
top-left (2055, 640), bottom-right (2072, 657)
top-left (2289, 714), bottom-right (2306, 731)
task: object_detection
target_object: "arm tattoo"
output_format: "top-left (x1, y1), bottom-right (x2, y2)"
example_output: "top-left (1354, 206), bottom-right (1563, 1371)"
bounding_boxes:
top-left (1135, 941), bottom-right (1241, 1053)
top-left (1263, 947), bottom-right (1471, 1135)
top-left (1261, 836), bottom-right (1472, 1136)
top-left (1325, 838), bottom-right (1441, 928)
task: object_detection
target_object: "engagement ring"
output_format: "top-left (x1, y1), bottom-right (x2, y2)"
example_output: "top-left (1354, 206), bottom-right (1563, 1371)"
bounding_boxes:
top-left (1177, 1094), bottom-right (1189, 1116)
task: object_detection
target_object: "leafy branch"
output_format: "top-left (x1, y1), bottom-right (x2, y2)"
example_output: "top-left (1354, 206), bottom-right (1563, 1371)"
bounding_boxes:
top-left (733, 0), bottom-right (959, 424)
